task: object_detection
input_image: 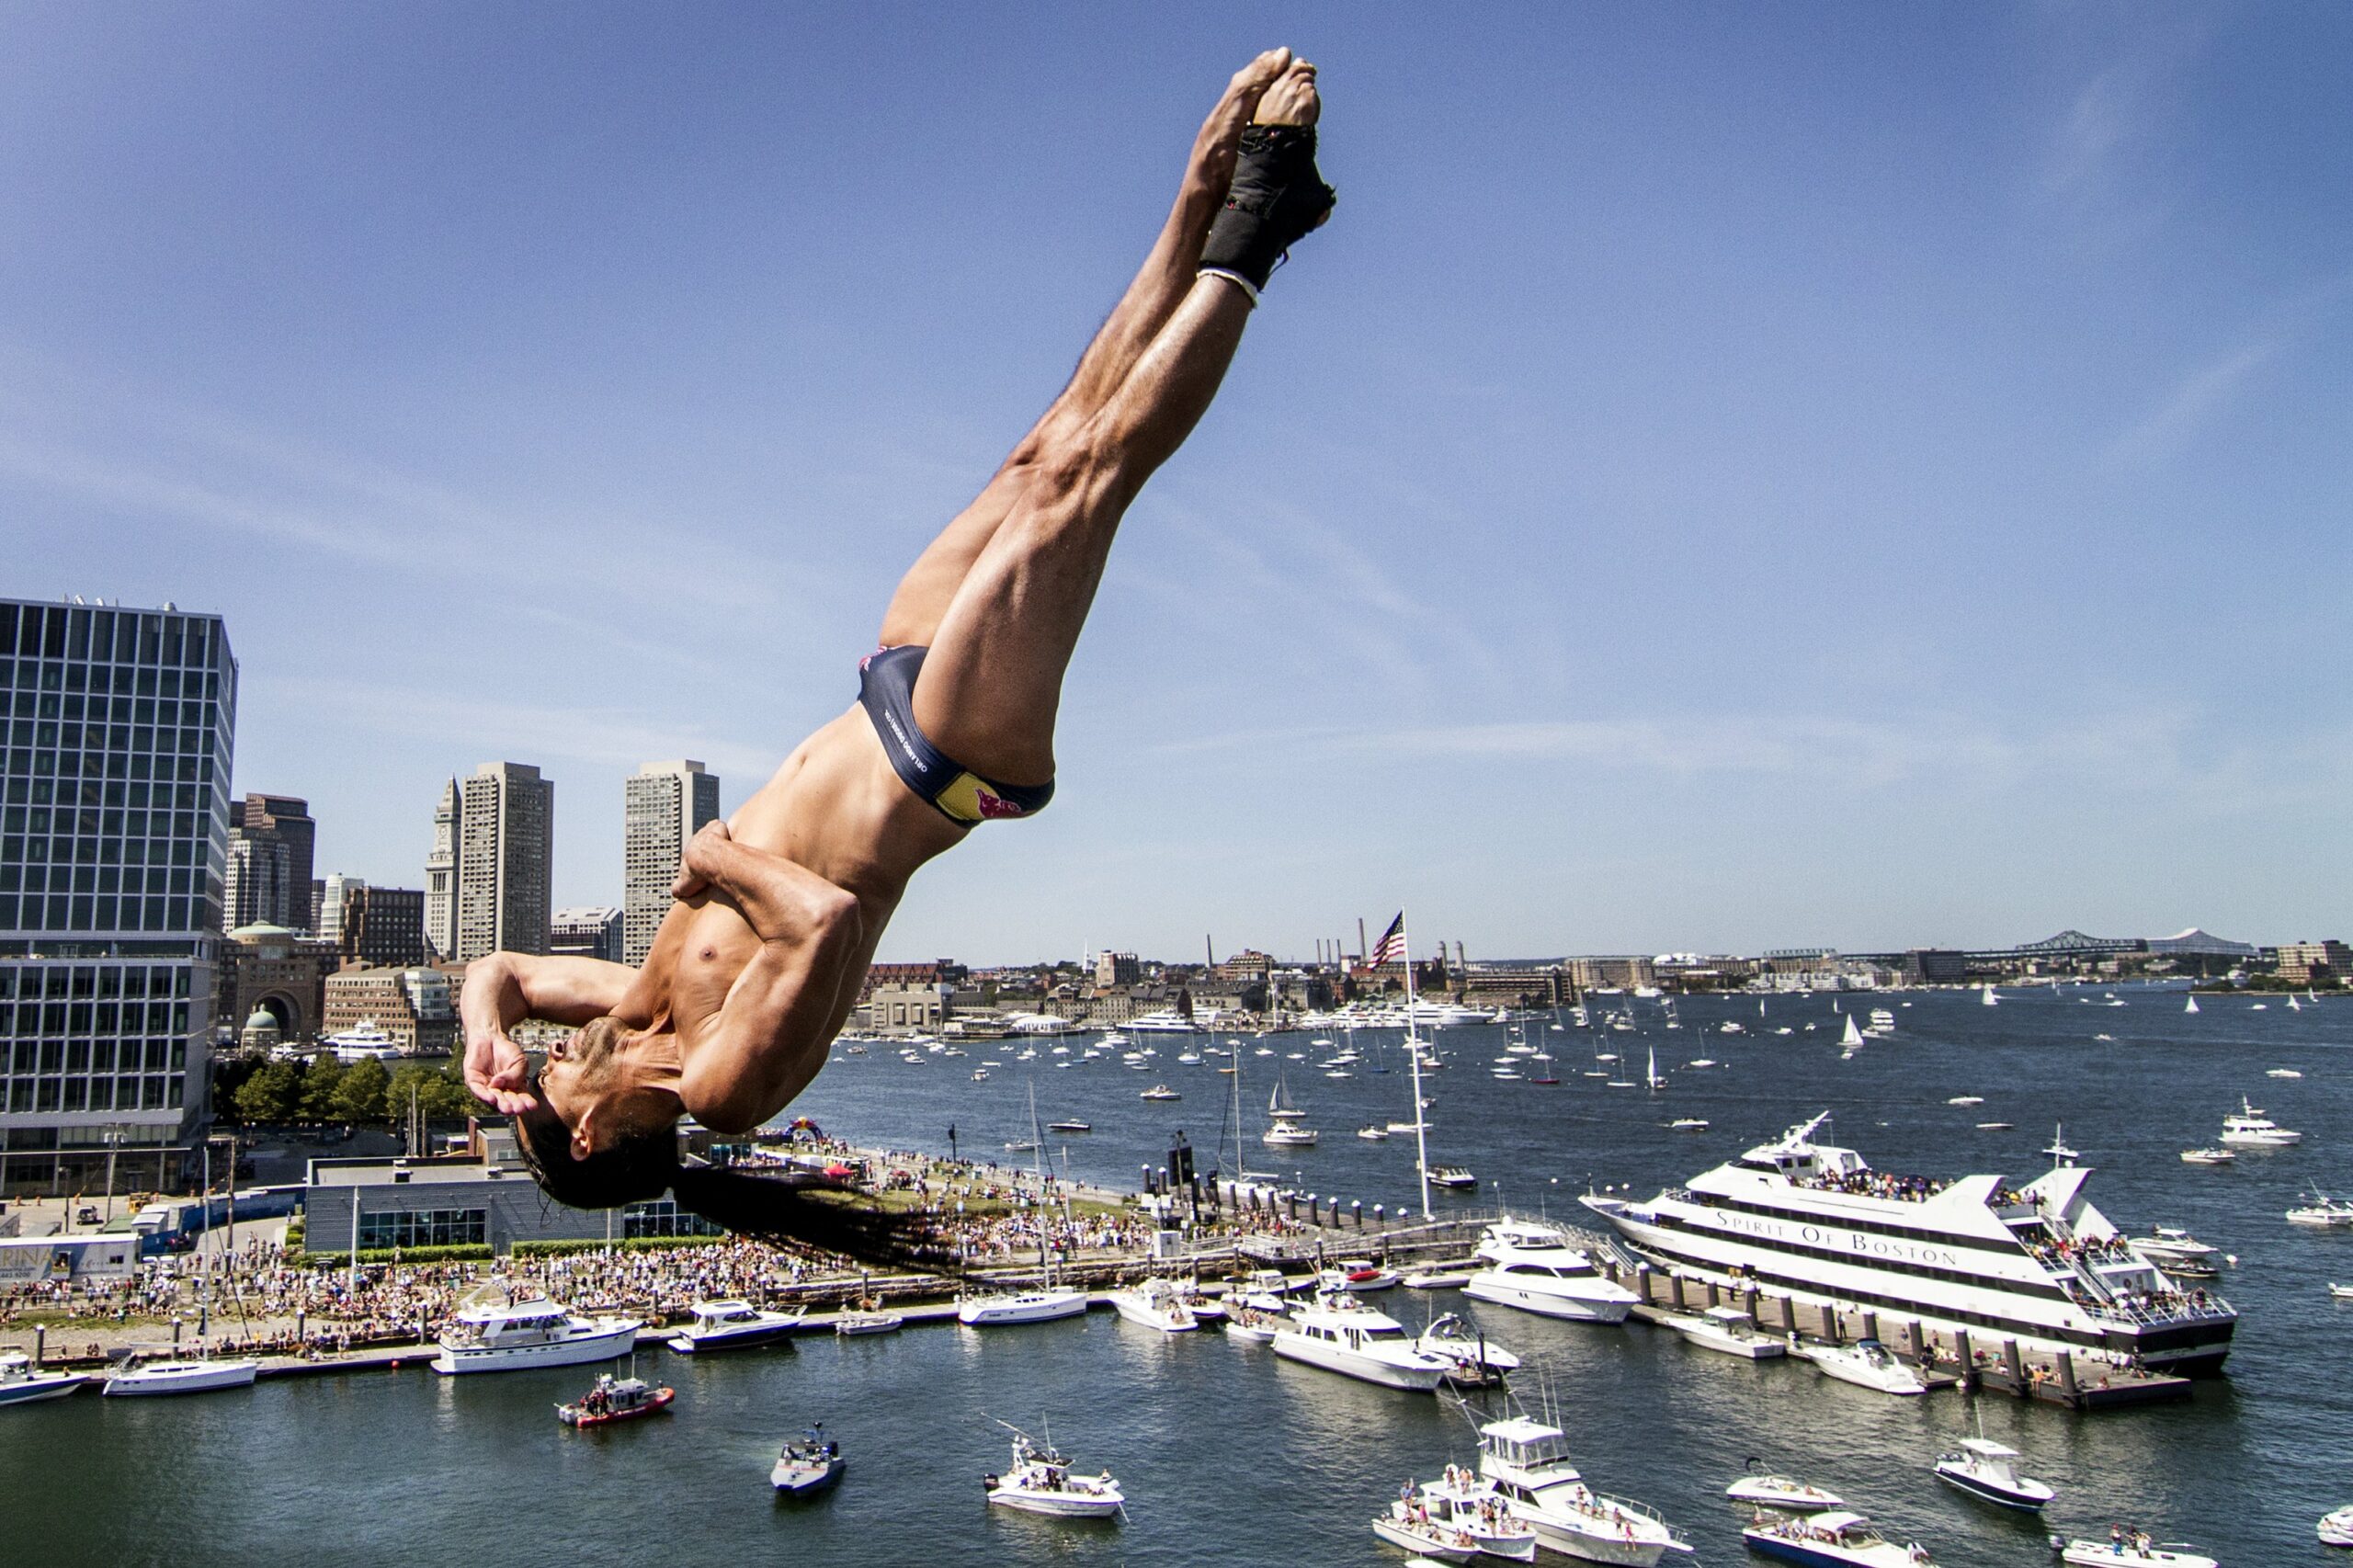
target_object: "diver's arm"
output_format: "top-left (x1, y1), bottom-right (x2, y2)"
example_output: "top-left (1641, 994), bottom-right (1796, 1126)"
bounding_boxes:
top-left (460, 952), bottom-right (639, 1114)
top-left (670, 826), bottom-right (867, 1131)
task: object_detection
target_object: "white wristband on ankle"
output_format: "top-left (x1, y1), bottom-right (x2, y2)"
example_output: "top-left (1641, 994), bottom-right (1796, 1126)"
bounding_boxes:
top-left (1199, 267), bottom-right (1260, 305)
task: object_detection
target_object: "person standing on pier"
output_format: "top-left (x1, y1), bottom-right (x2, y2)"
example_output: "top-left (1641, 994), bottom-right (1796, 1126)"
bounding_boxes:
top-left (460, 50), bottom-right (1336, 1254)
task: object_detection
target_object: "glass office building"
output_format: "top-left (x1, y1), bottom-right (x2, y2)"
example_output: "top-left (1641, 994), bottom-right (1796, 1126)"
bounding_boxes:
top-left (0, 597), bottom-right (235, 1192)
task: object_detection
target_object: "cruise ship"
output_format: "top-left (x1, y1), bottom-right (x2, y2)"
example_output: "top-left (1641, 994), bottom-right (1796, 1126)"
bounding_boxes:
top-left (1581, 1112), bottom-right (2236, 1375)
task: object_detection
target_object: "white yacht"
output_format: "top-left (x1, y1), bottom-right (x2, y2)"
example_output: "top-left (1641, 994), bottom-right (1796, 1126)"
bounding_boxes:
top-left (1475, 1415), bottom-right (1690, 1564)
top-left (1410, 1472), bottom-right (1541, 1561)
top-left (2178, 1147), bottom-right (2234, 1165)
top-left (958, 1285), bottom-right (1089, 1326)
top-left (1462, 1217), bottom-right (1641, 1324)
top-left (665, 1299), bottom-right (806, 1354)
top-left (1582, 1112), bottom-right (2238, 1375)
top-left (983, 1427), bottom-right (1124, 1518)
top-left (2220, 1096), bottom-right (2302, 1146)
top-left (434, 1291), bottom-right (642, 1375)
top-left (103, 1351), bottom-right (262, 1396)
top-left (1106, 1278), bottom-right (1199, 1333)
top-left (2126, 1227), bottom-right (2222, 1268)
top-left (1791, 1336), bottom-right (1927, 1396)
top-left (0, 1350), bottom-right (89, 1406)
top-left (1125, 1010), bottom-right (1199, 1034)
top-left (1262, 1074), bottom-right (1318, 1146)
top-left (1270, 1295), bottom-right (1451, 1391)
top-left (1666, 1304), bottom-right (1785, 1359)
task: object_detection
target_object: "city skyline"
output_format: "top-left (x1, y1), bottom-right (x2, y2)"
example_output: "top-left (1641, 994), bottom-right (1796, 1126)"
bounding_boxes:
top-left (3, 7), bottom-right (2347, 960)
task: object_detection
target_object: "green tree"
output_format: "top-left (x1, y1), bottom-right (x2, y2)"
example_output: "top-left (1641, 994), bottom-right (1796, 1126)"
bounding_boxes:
top-left (232, 1060), bottom-right (302, 1124)
top-left (298, 1057), bottom-right (347, 1123)
top-left (426, 1061), bottom-right (482, 1123)
top-left (334, 1057), bottom-right (391, 1124)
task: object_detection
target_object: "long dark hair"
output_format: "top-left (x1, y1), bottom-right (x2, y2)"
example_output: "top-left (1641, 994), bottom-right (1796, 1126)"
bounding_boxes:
top-left (511, 1076), bottom-right (959, 1273)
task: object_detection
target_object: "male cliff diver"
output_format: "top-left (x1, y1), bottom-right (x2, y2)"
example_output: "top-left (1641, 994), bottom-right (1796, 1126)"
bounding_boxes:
top-left (459, 50), bottom-right (1335, 1257)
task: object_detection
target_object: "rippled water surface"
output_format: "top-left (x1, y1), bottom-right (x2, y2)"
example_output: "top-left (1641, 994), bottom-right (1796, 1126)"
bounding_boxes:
top-left (7, 983), bottom-right (2346, 1565)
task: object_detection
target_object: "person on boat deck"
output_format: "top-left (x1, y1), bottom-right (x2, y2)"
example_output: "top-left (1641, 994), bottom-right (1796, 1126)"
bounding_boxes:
top-left (459, 50), bottom-right (1336, 1262)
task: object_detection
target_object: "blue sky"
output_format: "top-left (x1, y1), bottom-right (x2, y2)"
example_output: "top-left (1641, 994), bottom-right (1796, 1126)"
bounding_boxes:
top-left (3, 4), bottom-right (2347, 962)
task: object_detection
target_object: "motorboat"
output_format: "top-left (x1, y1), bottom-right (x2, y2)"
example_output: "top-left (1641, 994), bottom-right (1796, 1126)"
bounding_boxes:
top-left (2219, 1096), bottom-right (2301, 1146)
top-left (2268, 1067), bottom-right (2304, 1078)
top-left (1462, 1216), bottom-right (1641, 1324)
top-left (1404, 1268), bottom-right (1473, 1290)
top-left (2331, 1284), bottom-right (2353, 1301)
top-left (665, 1299), bottom-right (806, 1354)
top-left (2178, 1147), bottom-right (2235, 1165)
top-left (1224, 1305), bottom-right (1284, 1343)
top-left (1475, 1415), bottom-right (1690, 1564)
top-left (1932, 1436), bottom-right (2052, 1510)
top-left (1427, 1166), bottom-right (1477, 1190)
top-left (1583, 1111), bottom-right (2238, 1375)
top-left (1271, 1295), bottom-right (1452, 1391)
top-left (2125, 1228), bottom-right (2222, 1269)
top-left (1371, 1501), bottom-right (1482, 1563)
top-left (2319, 1505), bottom-right (2353, 1547)
top-left (434, 1288), bottom-right (641, 1375)
top-left (1358, 1125), bottom-right (1392, 1141)
top-left (1262, 1074), bottom-right (1318, 1145)
top-left (1742, 1509), bottom-right (1932, 1567)
top-left (1726, 1474), bottom-right (1845, 1512)
top-left (1667, 1304), bottom-right (1786, 1359)
top-left (2051, 1534), bottom-right (2215, 1567)
top-left (1669, 1119), bottom-right (1710, 1132)
top-left (0, 1350), bottom-right (90, 1406)
top-left (1413, 1470), bottom-right (1540, 1561)
top-left (1417, 1311), bottom-right (1521, 1385)
top-left (770, 1425), bottom-right (844, 1494)
top-left (1139, 1085), bottom-right (1181, 1101)
top-left (1045, 1119), bottom-right (1091, 1133)
top-left (1336, 1258), bottom-right (1402, 1292)
top-left (1947, 1096), bottom-right (1984, 1107)
top-left (983, 1427), bottom-right (1124, 1518)
top-left (835, 1308), bottom-right (904, 1336)
top-left (1791, 1337), bottom-right (1927, 1395)
top-left (103, 1351), bottom-right (261, 1397)
top-left (556, 1373), bottom-right (675, 1428)
top-left (1106, 1278), bottom-right (1199, 1333)
top-left (959, 1286), bottom-right (1089, 1326)
top-left (2287, 1190), bottom-right (2353, 1229)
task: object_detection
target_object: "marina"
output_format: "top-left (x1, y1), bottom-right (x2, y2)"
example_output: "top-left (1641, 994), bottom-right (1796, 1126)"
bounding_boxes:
top-left (1, 983), bottom-right (2346, 1564)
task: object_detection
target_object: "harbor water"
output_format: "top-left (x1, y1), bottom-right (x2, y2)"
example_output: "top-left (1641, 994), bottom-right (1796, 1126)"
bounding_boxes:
top-left (6, 983), bottom-right (2346, 1565)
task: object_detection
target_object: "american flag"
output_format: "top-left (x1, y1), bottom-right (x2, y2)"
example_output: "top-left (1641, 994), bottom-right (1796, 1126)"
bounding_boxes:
top-left (1368, 912), bottom-right (1407, 968)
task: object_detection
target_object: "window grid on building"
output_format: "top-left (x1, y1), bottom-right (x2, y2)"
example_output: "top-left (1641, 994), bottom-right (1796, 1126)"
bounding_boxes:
top-left (357, 1208), bottom-right (489, 1249)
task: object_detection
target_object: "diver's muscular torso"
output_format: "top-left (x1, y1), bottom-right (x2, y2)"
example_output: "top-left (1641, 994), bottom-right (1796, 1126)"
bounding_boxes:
top-left (613, 708), bottom-right (969, 1115)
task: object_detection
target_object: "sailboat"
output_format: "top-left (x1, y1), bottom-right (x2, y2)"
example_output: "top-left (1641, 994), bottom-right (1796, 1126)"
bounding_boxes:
top-left (1839, 1014), bottom-right (1865, 1056)
top-left (1263, 1073), bottom-right (1318, 1146)
top-left (2184, 994), bottom-right (2200, 1015)
top-left (1645, 1045), bottom-right (1666, 1092)
top-left (1982, 985), bottom-right (1998, 1006)
top-left (2289, 994), bottom-right (2303, 1012)
top-left (958, 1085), bottom-right (1089, 1326)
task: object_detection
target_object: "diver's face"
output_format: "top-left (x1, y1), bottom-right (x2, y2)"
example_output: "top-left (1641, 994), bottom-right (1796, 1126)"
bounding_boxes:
top-left (538, 1025), bottom-right (622, 1134)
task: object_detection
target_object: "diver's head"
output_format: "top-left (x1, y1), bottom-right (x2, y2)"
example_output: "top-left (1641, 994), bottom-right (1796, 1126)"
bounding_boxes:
top-left (528, 1015), bottom-right (684, 1165)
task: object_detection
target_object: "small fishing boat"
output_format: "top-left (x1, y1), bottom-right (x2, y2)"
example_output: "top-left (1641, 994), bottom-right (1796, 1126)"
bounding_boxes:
top-left (835, 1306), bottom-right (905, 1336)
top-left (2288, 1190), bottom-right (2353, 1229)
top-left (1403, 1268), bottom-right (1473, 1290)
top-left (770, 1425), bottom-right (844, 1494)
top-left (1045, 1119), bottom-right (1091, 1133)
top-left (1933, 1437), bottom-right (2052, 1510)
top-left (2051, 1533), bottom-right (2215, 1567)
top-left (1427, 1166), bottom-right (1477, 1190)
top-left (2330, 1284), bottom-right (2353, 1301)
top-left (0, 1350), bottom-right (90, 1406)
top-left (1139, 1085), bottom-right (1180, 1101)
top-left (556, 1373), bottom-right (675, 1428)
top-left (983, 1426), bottom-right (1124, 1518)
top-left (1669, 1118), bottom-right (1711, 1132)
top-left (2319, 1504), bottom-right (2353, 1547)
top-left (2178, 1147), bottom-right (2235, 1165)
top-left (1223, 1305), bottom-right (1284, 1344)
top-left (1358, 1125), bottom-right (1392, 1141)
top-left (1371, 1501), bottom-right (1481, 1563)
top-left (1412, 1470), bottom-right (1540, 1561)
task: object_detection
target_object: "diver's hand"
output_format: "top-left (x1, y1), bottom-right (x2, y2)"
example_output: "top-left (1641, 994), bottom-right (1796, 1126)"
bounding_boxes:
top-left (671, 819), bottom-right (733, 901)
top-left (460, 956), bottom-right (537, 1115)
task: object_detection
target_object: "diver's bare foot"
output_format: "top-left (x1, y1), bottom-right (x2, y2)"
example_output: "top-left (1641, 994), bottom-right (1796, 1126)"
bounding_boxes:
top-left (1255, 59), bottom-right (1320, 128)
top-left (1189, 49), bottom-right (1293, 195)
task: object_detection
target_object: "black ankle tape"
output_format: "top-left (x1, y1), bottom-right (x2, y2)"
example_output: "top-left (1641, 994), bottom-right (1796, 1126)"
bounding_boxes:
top-left (1198, 123), bottom-right (1335, 294)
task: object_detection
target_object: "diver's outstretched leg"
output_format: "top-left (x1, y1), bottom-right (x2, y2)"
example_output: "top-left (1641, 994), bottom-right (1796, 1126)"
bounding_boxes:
top-left (908, 65), bottom-right (1332, 787)
top-left (875, 50), bottom-right (1301, 650)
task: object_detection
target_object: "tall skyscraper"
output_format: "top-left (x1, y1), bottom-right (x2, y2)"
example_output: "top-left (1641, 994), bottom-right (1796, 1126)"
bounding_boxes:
top-left (453, 761), bottom-right (553, 960)
top-left (623, 759), bottom-right (718, 966)
top-left (551, 905), bottom-right (624, 964)
top-left (424, 777), bottom-right (459, 960)
top-left (319, 873), bottom-right (430, 968)
top-left (0, 597), bottom-right (235, 1190)
top-left (221, 791), bottom-right (314, 931)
